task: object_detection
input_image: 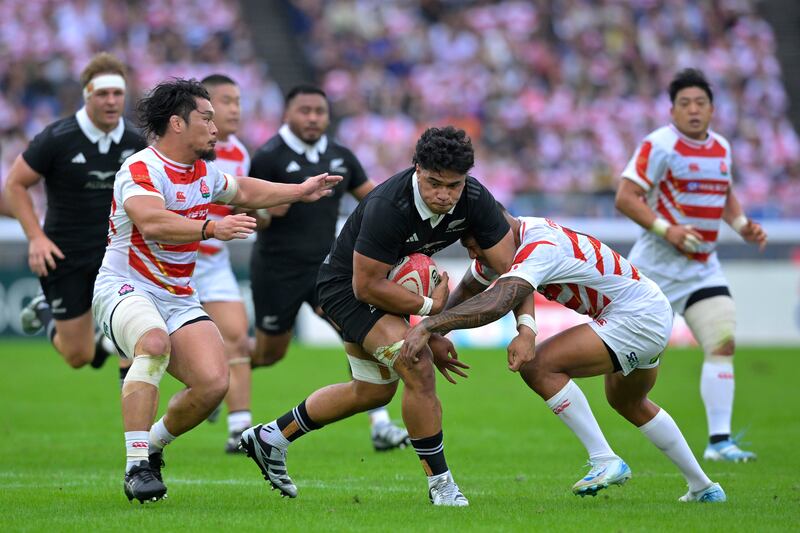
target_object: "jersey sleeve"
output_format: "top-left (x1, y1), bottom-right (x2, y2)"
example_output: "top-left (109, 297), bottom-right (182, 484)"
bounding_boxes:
top-left (344, 148), bottom-right (368, 191)
top-left (354, 197), bottom-right (409, 265)
top-left (499, 240), bottom-right (558, 290)
top-left (468, 180), bottom-right (511, 249)
top-left (119, 160), bottom-right (165, 203)
top-left (621, 139), bottom-right (669, 192)
top-left (471, 259), bottom-right (499, 286)
top-left (208, 163), bottom-right (238, 204)
top-left (21, 126), bottom-right (56, 176)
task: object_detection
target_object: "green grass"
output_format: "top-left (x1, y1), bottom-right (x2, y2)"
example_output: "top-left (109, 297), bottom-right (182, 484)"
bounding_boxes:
top-left (1, 340), bottom-right (798, 532)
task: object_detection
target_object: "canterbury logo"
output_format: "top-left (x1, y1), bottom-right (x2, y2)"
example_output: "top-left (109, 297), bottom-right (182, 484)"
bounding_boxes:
top-left (131, 441), bottom-right (148, 448)
top-left (718, 372), bottom-right (734, 379)
top-left (552, 399), bottom-right (571, 415)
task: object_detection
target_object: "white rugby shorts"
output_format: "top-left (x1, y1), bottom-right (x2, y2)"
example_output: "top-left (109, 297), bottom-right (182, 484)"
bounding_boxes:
top-left (193, 250), bottom-right (242, 303)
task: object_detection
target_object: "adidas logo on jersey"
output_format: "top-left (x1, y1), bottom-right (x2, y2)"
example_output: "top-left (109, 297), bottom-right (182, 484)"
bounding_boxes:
top-left (286, 161), bottom-right (301, 173)
top-left (71, 153), bottom-right (86, 164)
top-left (406, 233), bottom-right (419, 243)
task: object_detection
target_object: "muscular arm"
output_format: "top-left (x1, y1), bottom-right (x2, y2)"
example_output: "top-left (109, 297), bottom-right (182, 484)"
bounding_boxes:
top-left (125, 196), bottom-right (207, 243)
top-left (446, 269), bottom-right (487, 309)
top-left (421, 277), bottom-right (534, 335)
top-left (352, 251), bottom-right (438, 315)
top-left (615, 179), bottom-right (658, 229)
top-left (722, 186), bottom-right (744, 225)
top-left (230, 173), bottom-right (342, 209)
top-left (4, 155), bottom-right (45, 239)
top-left (351, 180), bottom-right (375, 201)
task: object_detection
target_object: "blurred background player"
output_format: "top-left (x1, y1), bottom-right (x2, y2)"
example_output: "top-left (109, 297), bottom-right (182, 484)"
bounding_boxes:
top-left (247, 85), bottom-right (409, 451)
top-left (194, 74), bottom-right (254, 453)
top-left (93, 78), bottom-right (342, 502)
top-left (5, 52), bottom-right (146, 371)
top-left (402, 212), bottom-right (726, 503)
top-left (616, 68), bottom-right (767, 462)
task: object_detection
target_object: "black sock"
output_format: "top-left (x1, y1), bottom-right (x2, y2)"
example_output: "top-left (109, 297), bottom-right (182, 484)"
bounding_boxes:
top-left (411, 431), bottom-right (448, 476)
top-left (40, 306), bottom-right (55, 342)
top-left (90, 335), bottom-right (111, 369)
top-left (275, 400), bottom-right (322, 442)
top-left (709, 434), bottom-right (730, 444)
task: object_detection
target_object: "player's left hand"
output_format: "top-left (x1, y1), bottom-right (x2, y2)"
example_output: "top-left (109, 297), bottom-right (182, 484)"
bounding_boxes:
top-left (428, 333), bottom-right (470, 384)
top-left (399, 322), bottom-right (432, 365)
top-left (299, 173), bottom-right (343, 202)
top-left (507, 329), bottom-right (536, 372)
top-left (740, 220), bottom-right (767, 251)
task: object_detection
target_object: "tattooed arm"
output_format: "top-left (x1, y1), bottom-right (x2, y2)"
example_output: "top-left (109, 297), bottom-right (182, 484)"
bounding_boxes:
top-left (399, 277), bottom-right (534, 364)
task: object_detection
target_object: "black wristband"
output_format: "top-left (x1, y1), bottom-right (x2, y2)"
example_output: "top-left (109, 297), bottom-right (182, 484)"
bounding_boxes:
top-left (201, 219), bottom-right (211, 240)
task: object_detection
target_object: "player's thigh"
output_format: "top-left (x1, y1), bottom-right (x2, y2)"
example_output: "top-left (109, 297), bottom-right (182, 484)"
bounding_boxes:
top-left (254, 329), bottom-right (293, 357)
top-left (528, 323), bottom-right (616, 378)
top-left (203, 300), bottom-right (248, 345)
top-left (40, 258), bottom-right (97, 326)
top-left (53, 311), bottom-right (96, 352)
top-left (168, 318), bottom-right (227, 389)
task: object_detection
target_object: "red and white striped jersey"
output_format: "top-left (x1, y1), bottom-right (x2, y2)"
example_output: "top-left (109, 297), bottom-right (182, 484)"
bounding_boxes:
top-left (622, 124), bottom-right (732, 278)
top-left (478, 217), bottom-right (663, 319)
top-left (99, 146), bottom-right (237, 297)
top-left (198, 135), bottom-right (250, 257)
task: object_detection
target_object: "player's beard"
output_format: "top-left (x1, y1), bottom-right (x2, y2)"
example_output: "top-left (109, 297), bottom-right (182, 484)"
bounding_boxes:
top-left (197, 148), bottom-right (217, 161)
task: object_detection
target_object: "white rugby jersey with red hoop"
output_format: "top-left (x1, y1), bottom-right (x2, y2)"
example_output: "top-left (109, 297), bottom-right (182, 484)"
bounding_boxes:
top-left (98, 146), bottom-right (236, 297)
top-left (478, 217), bottom-right (672, 373)
top-left (621, 124), bottom-right (732, 306)
top-left (192, 135), bottom-right (250, 302)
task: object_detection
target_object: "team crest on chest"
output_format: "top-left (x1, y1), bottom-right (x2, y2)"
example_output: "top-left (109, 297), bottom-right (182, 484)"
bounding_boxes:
top-left (719, 161), bottom-right (728, 175)
top-left (200, 179), bottom-right (210, 198)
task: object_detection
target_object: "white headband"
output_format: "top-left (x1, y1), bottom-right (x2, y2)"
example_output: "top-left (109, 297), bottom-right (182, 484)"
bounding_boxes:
top-left (83, 74), bottom-right (126, 101)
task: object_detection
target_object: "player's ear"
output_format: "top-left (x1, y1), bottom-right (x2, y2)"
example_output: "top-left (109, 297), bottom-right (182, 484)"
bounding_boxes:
top-left (169, 114), bottom-right (183, 133)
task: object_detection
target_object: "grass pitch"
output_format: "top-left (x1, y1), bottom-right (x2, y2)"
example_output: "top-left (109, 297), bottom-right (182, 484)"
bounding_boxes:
top-left (1, 340), bottom-right (798, 532)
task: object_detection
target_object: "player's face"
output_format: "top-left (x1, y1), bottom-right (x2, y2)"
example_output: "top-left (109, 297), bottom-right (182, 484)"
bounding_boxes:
top-left (86, 86), bottom-right (125, 133)
top-left (208, 83), bottom-right (240, 139)
top-left (185, 98), bottom-right (218, 161)
top-left (460, 234), bottom-right (485, 263)
top-left (415, 165), bottom-right (467, 215)
top-left (285, 93), bottom-right (330, 144)
top-left (671, 87), bottom-right (714, 140)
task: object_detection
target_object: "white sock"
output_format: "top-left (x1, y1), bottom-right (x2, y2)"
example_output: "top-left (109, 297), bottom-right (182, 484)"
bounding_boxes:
top-left (700, 360), bottom-right (734, 438)
top-left (228, 410), bottom-right (252, 434)
top-left (639, 409), bottom-right (712, 493)
top-left (368, 406), bottom-right (391, 427)
top-left (125, 431), bottom-right (150, 473)
top-left (545, 380), bottom-right (615, 461)
top-left (259, 420), bottom-right (290, 449)
top-left (149, 417), bottom-right (175, 454)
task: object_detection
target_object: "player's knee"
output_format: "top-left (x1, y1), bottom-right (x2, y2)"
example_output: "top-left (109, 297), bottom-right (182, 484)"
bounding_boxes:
top-left (61, 344), bottom-right (94, 368)
top-left (135, 329), bottom-right (171, 357)
top-left (252, 338), bottom-right (288, 367)
top-left (606, 391), bottom-right (647, 420)
top-left (353, 380), bottom-right (396, 409)
top-left (518, 356), bottom-right (548, 394)
top-left (684, 295), bottom-right (736, 360)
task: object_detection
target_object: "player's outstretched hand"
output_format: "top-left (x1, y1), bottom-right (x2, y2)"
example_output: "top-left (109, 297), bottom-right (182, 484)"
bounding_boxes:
top-left (399, 322), bottom-right (432, 366)
top-left (430, 271), bottom-right (450, 314)
top-left (665, 224), bottom-right (703, 253)
top-left (215, 213), bottom-right (257, 241)
top-left (507, 329), bottom-right (536, 372)
top-left (740, 220), bottom-right (767, 251)
top-left (299, 173), bottom-right (343, 202)
top-left (429, 334), bottom-right (469, 384)
top-left (28, 235), bottom-right (65, 276)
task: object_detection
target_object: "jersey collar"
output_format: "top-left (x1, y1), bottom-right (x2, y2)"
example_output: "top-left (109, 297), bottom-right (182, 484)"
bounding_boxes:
top-left (279, 124), bottom-right (328, 164)
top-left (76, 107), bottom-right (125, 154)
top-left (412, 171), bottom-right (455, 228)
top-left (668, 123), bottom-right (716, 148)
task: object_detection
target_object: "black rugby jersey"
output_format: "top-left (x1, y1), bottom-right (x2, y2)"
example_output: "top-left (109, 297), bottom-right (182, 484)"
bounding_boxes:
top-left (249, 132), bottom-right (368, 267)
top-left (318, 167), bottom-right (509, 283)
top-left (22, 113), bottom-right (146, 254)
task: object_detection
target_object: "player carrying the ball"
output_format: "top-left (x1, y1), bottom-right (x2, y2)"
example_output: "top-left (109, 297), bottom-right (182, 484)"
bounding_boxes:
top-left (402, 210), bottom-right (726, 503)
top-left (240, 126), bottom-right (518, 506)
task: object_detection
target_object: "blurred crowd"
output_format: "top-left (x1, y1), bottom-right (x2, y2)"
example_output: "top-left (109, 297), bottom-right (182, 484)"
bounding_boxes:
top-left (0, 0), bottom-right (284, 184)
top-left (289, 0), bottom-right (800, 217)
top-left (1, 0), bottom-right (797, 218)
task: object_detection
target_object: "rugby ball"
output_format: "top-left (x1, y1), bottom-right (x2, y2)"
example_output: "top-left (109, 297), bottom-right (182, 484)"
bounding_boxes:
top-left (388, 253), bottom-right (440, 297)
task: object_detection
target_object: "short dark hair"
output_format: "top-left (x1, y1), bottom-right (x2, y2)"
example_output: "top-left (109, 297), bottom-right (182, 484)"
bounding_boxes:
top-left (669, 68), bottom-right (713, 103)
top-left (412, 126), bottom-right (474, 175)
top-left (201, 73), bottom-right (237, 88)
top-left (285, 84), bottom-right (327, 106)
top-left (137, 78), bottom-right (210, 139)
